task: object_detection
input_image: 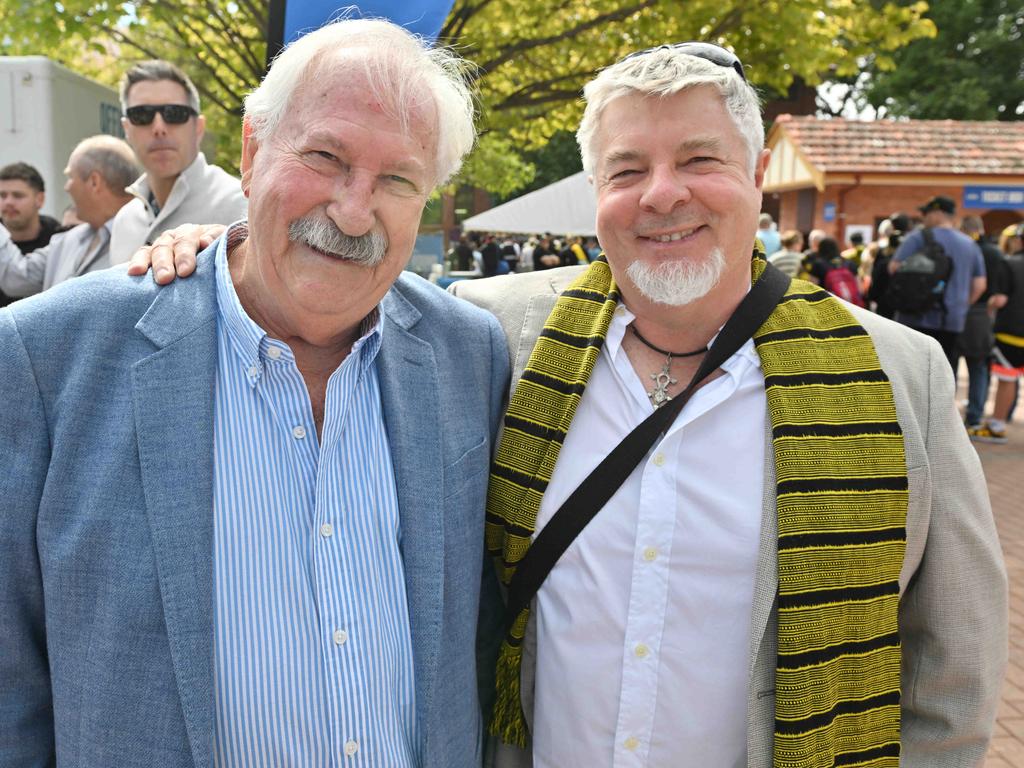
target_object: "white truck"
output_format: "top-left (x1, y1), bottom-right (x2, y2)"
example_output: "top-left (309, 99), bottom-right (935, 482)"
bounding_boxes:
top-left (0, 56), bottom-right (124, 218)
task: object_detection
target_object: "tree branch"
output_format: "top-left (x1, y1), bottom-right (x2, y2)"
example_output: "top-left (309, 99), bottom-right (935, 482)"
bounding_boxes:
top-left (703, 7), bottom-right (745, 40)
top-left (473, 0), bottom-right (658, 77)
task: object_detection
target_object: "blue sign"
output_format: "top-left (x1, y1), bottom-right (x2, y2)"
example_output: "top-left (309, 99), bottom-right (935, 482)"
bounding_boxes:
top-left (823, 202), bottom-right (836, 222)
top-left (963, 185), bottom-right (1024, 211)
top-left (268, 1), bottom-right (455, 66)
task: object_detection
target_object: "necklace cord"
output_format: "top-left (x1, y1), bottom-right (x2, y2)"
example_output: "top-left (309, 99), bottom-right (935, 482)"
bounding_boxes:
top-left (631, 325), bottom-right (707, 358)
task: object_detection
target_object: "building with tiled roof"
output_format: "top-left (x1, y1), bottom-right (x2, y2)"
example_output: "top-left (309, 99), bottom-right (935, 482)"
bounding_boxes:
top-left (763, 115), bottom-right (1024, 244)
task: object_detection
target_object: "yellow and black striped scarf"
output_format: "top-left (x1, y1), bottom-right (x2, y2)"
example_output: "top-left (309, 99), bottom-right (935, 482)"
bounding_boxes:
top-left (487, 253), bottom-right (908, 767)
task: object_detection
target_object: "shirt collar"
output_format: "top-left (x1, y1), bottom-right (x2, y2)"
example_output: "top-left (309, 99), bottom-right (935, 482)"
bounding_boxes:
top-left (214, 221), bottom-right (383, 387)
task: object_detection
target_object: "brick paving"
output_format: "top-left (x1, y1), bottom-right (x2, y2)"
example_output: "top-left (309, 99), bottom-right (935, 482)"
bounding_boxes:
top-left (968, 383), bottom-right (1024, 767)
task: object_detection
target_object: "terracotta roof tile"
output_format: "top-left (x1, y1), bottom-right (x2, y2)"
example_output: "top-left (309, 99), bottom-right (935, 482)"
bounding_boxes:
top-left (774, 115), bottom-right (1024, 176)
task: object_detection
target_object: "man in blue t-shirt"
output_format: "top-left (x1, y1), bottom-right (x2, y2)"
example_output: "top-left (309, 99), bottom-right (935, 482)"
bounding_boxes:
top-left (890, 195), bottom-right (986, 370)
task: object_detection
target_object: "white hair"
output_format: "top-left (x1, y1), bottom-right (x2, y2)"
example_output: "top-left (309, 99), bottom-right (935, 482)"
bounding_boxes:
top-left (577, 46), bottom-right (763, 177)
top-left (626, 247), bottom-right (726, 306)
top-left (244, 18), bottom-right (475, 186)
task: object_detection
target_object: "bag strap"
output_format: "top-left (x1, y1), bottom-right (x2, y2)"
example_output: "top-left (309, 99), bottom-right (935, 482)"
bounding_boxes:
top-left (503, 262), bottom-right (792, 631)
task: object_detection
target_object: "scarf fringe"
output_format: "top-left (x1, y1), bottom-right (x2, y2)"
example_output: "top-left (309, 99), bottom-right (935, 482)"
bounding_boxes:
top-left (490, 633), bottom-right (529, 748)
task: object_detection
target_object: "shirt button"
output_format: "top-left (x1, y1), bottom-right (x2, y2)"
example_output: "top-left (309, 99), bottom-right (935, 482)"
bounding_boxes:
top-left (333, 628), bottom-right (348, 646)
top-left (344, 739), bottom-right (359, 757)
top-left (642, 547), bottom-right (658, 562)
top-left (247, 365), bottom-right (258, 378)
top-left (652, 453), bottom-right (665, 466)
top-left (267, 346), bottom-right (282, 360)
top-left (634, 643), bottom-right (649, 659)
top-left (292, 425), bottom-right (306, 439)
top-left (320, 522), bottom-right (334, 538)
top-left (623, 736), bottom-right (639, 751)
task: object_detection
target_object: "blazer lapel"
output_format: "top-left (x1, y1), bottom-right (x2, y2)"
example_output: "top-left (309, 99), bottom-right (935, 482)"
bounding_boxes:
top-left (131, 260), bottom-right (219, 768)
top-left (377, 288), bottom-right (445, 754)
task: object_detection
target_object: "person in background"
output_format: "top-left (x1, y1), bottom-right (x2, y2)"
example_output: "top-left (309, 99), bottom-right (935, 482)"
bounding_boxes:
top-left (755, 212), bottom-right (780, 256)
top-left (867, 214), bottom-right (910, 319)
top-left (859, 220), bottom-right (889, 297)
top-left (61, 204), bottom-right (83, 228)
top-left (958, 215), bottom-right (1008, 429)
top-left (970, 222), bottom-right (1024, 444)
top-left (799, 227), bottom-right (827, 280)
top-left (0, 162), bottom-right (63, 253)
top-left (534, 234), bottom-right (559, 270)
top-left (842, 231), bottom-right (866, 269)
top-left (0, 136), bottom-right (139, 298)
top-left (500, 236), bottom-right (520, 272)
top-left (451, 233), bottom-right (474, 271)
top-left (519, 236), bottom-right (537, 272)
top-left (0, 162), bottom-right (67, 306)
top-left (766, 229), bottom-right (803, 277)
top-left (888, 195), bottom-right (986, 371)
top-left (111, 59), bottom-right (247, 265)
top-left (568, 235), bottom-right (589, 265)
top-left (481, 233), bottom-right (503, 276)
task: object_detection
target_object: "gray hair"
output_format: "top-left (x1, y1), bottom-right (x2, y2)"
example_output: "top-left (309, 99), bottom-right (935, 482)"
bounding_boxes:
top-left (70, 135), bottom-right (141, 194)
top-left (120, 60), bottom-right (201, 113)
top-left (960, 215), bottom-right (983, 235)
top-left (577, 46), bottom-right (763, 176)
top-left (244, 18), bottom-right (475, 187)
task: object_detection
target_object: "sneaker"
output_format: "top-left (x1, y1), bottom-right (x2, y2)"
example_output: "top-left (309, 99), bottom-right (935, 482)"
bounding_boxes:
top-left (968, 422), bottom-right (1008, 444)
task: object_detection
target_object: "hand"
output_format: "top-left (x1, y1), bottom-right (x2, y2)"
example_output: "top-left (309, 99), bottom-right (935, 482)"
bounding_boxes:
top-left (126, 223), bottom-right (227, 284)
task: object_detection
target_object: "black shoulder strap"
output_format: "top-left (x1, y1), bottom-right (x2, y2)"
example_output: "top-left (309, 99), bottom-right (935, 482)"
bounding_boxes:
top-left (503, 263), bottom-right (791, 631)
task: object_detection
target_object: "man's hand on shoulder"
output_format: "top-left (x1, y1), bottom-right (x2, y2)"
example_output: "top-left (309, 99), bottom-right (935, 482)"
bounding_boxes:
top-left (126, 223), bottom-right (226, 284)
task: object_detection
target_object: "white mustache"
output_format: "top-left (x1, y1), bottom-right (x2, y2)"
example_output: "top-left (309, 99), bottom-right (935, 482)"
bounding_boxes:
top-left (288, 215), bottom-right (389, 267)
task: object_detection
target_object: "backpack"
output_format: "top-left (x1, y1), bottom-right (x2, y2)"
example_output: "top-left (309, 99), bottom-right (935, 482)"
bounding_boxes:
top-left (823, 261), bottom-right (865, 307)
top-left (885, 228), bottom-right (953, 315)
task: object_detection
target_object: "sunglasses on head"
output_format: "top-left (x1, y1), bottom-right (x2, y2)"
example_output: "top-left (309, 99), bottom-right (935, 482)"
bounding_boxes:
top-left (621, 41), bottom-right (746, 82)
top-left (124, 104), bottom-right (198, 126)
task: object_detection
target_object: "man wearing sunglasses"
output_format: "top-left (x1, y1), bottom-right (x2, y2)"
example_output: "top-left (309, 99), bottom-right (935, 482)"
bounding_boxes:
top-left (110, 60), bottom-right (246, 265)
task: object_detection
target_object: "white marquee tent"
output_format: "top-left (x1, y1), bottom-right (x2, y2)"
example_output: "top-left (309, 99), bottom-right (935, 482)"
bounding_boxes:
top-left (461, 171), bottom-right (596, 236)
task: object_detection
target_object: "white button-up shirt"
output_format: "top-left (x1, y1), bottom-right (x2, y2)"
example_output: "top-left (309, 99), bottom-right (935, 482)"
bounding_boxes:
top-left (532, 302), bottom-right (766, 768)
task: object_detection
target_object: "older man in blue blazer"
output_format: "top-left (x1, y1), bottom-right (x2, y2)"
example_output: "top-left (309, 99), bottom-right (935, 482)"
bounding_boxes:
top-left (0, 20), bottom-right (507, 768)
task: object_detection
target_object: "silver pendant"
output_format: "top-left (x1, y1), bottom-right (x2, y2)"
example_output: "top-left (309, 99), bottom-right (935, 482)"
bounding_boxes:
top-left (648, 357), bottom-right (677, 407)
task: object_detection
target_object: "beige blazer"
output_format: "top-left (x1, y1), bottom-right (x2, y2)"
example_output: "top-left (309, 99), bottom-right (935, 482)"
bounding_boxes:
top-left (453, 266), bottom-right (1007, 768)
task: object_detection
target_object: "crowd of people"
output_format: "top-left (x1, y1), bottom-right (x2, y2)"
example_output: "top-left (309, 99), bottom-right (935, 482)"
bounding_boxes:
top-left (447, 232), bottom-right (600, 275)
top-left (0, 19), bottom-right (1015, 768)
top-left (758, 206), bottom-right (1024, 443)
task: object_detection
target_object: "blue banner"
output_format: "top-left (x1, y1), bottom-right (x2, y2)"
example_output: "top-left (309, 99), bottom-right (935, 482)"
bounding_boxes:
top-left (963, 185), bottom-right (1024, 211)
top-left (285, 2), bottom-right (454, 45)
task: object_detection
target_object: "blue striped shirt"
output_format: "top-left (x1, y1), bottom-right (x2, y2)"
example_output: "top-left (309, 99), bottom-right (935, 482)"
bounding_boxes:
top-left (211, 225), bottom-right (419, 767)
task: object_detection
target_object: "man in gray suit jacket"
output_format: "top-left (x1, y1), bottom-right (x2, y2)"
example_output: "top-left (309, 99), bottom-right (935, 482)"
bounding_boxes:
top-left (454, 44), bottom-right (1006, 767)
top-left (0, 20), bottom-right (507, 768)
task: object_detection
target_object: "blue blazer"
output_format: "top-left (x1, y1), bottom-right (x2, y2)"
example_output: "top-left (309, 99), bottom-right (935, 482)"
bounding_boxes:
top-left (0, 249), bottom-right (509, 767)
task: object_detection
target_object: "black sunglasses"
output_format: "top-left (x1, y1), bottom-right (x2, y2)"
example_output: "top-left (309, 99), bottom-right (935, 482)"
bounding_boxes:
top-left (621, 41), bottom-right (746, 82)
top-left (124, 104), bottom-right (198, 126)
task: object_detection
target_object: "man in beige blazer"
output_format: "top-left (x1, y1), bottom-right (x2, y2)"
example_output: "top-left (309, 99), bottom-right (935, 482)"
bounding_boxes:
top-left (454, 43), bottom-right (1006, 768)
